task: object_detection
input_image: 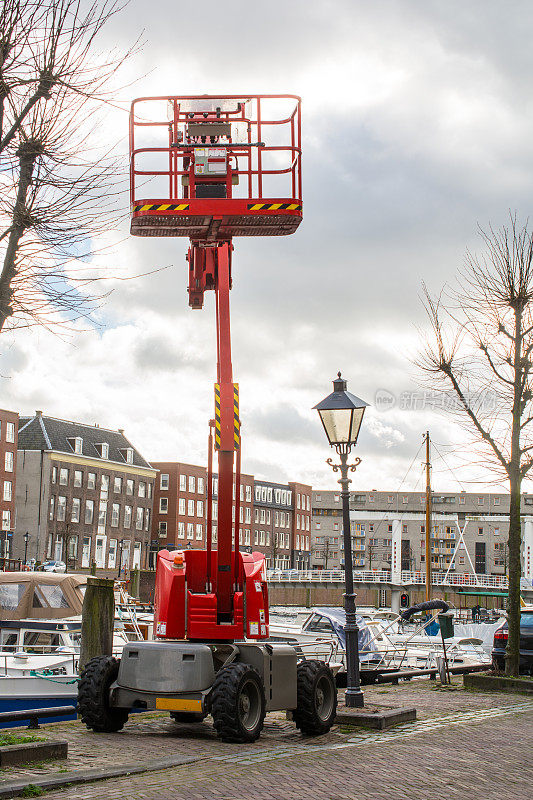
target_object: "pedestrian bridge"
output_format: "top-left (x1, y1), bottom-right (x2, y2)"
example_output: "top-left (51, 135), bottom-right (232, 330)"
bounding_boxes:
top-left (267, 569), bottom-right (511, 589)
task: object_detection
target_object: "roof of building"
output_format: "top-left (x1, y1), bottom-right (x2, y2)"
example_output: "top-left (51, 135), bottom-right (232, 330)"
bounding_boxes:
top-left (18, 413), bottom-right (153, 470)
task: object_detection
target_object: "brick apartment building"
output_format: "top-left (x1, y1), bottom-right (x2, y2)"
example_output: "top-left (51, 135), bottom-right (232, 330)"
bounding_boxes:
top-left (16, 413), bottom-right (156, 571)
top-left (151, 464), bottom-right (311, 569)
top-left (0, 410), bottom-right (18, 557)
top-left (151, 463), bottom-right (207, 560)
top-left (312, 489), bottom-right (533, 580)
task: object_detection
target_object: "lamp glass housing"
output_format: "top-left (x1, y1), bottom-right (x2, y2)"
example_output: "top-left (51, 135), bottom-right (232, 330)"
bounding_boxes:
top-left (318, 406), bottom-right (365, 446)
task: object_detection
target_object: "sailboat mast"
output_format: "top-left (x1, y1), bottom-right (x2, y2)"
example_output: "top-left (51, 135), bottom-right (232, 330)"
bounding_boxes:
top-left (424, 431), bottom-right (432, 601)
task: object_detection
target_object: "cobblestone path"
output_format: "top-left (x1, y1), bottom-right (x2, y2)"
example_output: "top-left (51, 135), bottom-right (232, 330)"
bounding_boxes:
top-left (27, 684), bottom-right (533, 800)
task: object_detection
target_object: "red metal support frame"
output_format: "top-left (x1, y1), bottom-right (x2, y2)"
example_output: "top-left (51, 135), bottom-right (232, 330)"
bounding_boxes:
top-left (213, 241), bottom-right (236, 618)
top-left (206, 420), bottom-right (214, 593)
top-left (234, 443), bottom-right (241, 591)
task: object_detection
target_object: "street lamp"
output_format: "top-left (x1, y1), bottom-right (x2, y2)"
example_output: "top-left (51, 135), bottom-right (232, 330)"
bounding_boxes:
top-left (314, 372), bottom-right (368, 709)
top-left (23, 532), bottom-right (29, 565)
top-left (118, 539), bottom-right (124, 578)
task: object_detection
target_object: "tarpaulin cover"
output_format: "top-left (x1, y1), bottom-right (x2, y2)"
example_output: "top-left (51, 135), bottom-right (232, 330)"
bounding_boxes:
top-left (0, 572), bottom-right (87, 620)
top-left (313, 607), bottom-right (379, 662)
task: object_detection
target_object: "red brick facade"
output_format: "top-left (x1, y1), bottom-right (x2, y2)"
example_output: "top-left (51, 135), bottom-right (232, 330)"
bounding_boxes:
top-left (0, 410), bottom-right (18, 556)
top-left (152, 463), bottom-right (207, 550)
top-left (151, 463), bottom-right (311, 568)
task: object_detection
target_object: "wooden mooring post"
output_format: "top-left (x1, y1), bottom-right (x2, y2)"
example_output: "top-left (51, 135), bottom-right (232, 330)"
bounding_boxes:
top-left (79, 577), bottom-right (115, 672)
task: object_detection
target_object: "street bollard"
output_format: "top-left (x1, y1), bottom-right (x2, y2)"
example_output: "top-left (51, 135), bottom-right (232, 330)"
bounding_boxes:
top-left (130, 567), bottom-right (140, 599)
top-left (79, 577), bottom-right (115, 672)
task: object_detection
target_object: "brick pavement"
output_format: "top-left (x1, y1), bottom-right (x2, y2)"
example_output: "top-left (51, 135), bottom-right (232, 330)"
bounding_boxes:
top-left (1, 682), bottom-right (532, 799)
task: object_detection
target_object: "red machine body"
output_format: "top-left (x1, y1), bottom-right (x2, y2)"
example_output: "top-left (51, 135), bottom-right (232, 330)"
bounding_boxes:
top-left (154, 549), bottom-right (269, 641)
top-left (130, 95), bottom-right (301, 642)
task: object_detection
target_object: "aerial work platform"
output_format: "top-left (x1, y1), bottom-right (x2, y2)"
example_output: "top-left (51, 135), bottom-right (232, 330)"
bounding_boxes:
top-left (129, 95), bottom-right (302, 240)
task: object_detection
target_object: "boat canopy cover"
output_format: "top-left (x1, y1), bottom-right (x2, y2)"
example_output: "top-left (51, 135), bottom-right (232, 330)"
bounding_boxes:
top-left (314, 607), bottom-right (379, 660)
top-left (0, 572), bottom-right (87, 620)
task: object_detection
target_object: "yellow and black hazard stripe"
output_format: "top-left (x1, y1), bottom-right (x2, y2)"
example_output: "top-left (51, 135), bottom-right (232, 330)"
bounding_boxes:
top-left (214, 383), bottom-right (240, 451)
top-left (133, 202), bottom-right (190, 213)
top-left (247, 202), bottom-right (301, 211)
top-left (233, 383), bottom-right (240, 450)
top-left (214, 383), bottom-right (221, 450)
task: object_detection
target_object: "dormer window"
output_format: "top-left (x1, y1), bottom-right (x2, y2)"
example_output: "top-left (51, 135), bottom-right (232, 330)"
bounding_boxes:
top-left (119, 447), bottom-right (134, 464)
top-left (95, 442), bottom-right (109, 459)
top-left (67, 436), bottom-right (83, 454)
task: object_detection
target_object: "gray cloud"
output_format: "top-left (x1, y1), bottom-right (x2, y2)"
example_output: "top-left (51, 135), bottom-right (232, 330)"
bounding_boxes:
top-left (6, 0), bottom-right (533, 492)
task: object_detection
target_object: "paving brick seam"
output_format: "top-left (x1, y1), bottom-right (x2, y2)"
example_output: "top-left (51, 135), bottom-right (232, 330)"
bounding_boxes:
top-left (210, 700), bottom-right (533, 765)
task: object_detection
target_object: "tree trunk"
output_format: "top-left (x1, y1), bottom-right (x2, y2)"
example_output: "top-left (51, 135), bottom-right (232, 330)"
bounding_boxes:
top-left (0, 145), bottom-right (37, 330)
top-left (506, 473), bottom-right (522, 676)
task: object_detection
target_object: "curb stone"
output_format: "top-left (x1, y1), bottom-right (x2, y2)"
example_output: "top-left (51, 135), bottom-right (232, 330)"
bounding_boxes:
top-left (0, 754), bottom-right (201, 798)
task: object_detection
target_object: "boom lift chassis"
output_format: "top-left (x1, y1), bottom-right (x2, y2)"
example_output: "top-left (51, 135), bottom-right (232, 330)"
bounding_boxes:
top-left (77, 95), bottom-right (338, 742)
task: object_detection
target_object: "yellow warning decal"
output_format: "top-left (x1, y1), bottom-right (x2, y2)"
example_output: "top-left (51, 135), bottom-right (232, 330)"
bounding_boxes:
top-left (247, 202), bottom-right (301, 211)
top-left (133, 203), bottom-right (190, 213)
top-left (155, 697), bottom-right (203, 712)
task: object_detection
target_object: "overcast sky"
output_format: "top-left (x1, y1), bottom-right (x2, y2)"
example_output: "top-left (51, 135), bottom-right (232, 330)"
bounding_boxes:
top-left (4, 0), bottom-right (533, 493)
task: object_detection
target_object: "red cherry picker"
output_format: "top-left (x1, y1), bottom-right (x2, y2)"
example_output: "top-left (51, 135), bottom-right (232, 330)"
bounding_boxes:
top-left (78, 95), bottom-right (337, 742)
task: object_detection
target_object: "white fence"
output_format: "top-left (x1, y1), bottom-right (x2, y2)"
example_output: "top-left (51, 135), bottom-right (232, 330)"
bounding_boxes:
top-left (266, 569), bottom-right (511, 589)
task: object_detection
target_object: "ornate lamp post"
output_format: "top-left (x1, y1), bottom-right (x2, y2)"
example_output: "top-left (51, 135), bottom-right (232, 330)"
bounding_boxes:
top-left (23, 532), bottom-right (29, 565)
top-left (314, 372), bottom-right (368, 708)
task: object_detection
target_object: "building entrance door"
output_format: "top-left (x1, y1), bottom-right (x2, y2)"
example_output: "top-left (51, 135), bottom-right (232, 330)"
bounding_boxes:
top-left (95, 536), bottom-right (106, 568)
top-left (81, 536), bottom-right (91, 568)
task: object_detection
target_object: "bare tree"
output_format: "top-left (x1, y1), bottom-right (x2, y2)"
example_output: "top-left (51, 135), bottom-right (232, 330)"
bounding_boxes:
top-left (366, 540), bottom-right (376, 570)
top-left (0, 0), bottom-right (136, 333)
top-left (316, 537), bottom-right (332, 570)
top-left (418, 216), bottom-right (533, 675)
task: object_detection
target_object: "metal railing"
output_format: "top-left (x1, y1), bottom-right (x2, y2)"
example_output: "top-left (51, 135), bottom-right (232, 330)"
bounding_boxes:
top-left (0, 705), bottom-right (76, 729)
top-left (266, 569), bottom-right (510, 588)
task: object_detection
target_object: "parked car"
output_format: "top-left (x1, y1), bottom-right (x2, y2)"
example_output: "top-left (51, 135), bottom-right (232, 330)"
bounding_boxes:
top-left (492, 608), bottom-right (533, 674)
top-left (36, 560), bottom-right (67, 573)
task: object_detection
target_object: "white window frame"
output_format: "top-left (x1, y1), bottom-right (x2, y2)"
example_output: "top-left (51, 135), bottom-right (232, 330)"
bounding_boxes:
top-left (85, 500), bottom-right (94, 524)
top-left (71, 497), bottom-right (81, 523)
top-left (57, 495), bottom-right (67, 521)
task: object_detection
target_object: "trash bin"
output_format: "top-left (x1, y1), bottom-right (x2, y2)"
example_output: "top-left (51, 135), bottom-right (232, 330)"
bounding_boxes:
top-left (438, 613), bottom-right (454, 639)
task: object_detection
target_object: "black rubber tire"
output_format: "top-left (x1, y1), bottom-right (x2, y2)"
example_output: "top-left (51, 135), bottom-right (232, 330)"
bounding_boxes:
top-left (293, 660), bottom-right (337, 736)
top-left (78, 656), bottom-right (129, 733)
top-left (211, 663), bottom-right (265, 743)
top-left (170, 712), bottom-right (207, 723)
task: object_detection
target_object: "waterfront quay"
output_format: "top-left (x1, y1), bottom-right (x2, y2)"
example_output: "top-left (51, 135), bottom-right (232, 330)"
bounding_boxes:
top-left (1, 681), bottom-right (531, 800)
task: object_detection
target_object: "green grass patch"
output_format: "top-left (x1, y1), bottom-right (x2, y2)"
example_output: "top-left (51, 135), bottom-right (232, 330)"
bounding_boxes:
top-left (0, 733), bottom-right (41, 747)
top-left (21, 785), bottom-right (44, 797)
